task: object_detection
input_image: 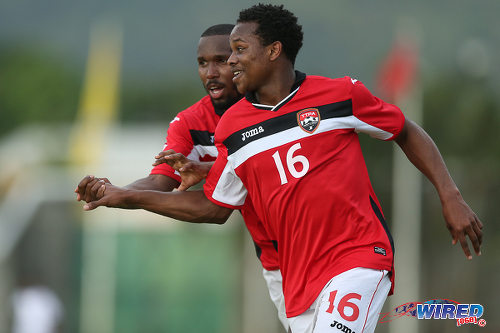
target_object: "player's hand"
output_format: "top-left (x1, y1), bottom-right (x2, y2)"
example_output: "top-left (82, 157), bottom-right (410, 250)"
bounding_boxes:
top-left (153, 150), bottom-right (211, 191)
top-left (75, 175), bottom-right (111, 203)
top-left (153, 149), bottom-right (189, 169)
top-left (442, 194), bottom-right (483, 260)
top-left (82, 183), bottom-right (128, 211)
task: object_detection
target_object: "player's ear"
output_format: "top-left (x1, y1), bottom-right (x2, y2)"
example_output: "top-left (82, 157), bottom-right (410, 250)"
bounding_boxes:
top-left (268, 41), bottom-right (282, 61)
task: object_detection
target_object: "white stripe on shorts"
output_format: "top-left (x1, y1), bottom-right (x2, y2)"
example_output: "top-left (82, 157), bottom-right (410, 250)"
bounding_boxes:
top-left (262, 268), bottom-right (289, 331)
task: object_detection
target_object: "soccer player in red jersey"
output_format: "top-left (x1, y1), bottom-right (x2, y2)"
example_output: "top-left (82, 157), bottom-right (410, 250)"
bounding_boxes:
top-left (82, 5), bottom-right (483, 332)
top-left (76, 24), bottom-right (241, 195)
top-left (75, 24), bottom-right (289, 331)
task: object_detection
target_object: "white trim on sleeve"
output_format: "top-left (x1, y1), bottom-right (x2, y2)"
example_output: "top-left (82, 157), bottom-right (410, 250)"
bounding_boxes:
top-left (211, 159), bottom-right (247, 207)
top-left (352, 116), bottom-right (393, 140)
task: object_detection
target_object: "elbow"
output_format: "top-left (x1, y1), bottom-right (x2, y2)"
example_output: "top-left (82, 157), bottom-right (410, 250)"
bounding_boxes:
top-left (395, 118), bottom-right (410, 146)
top-left (167, 191), bottom-right (233, 224)
top-left (190, 216), bottom-right (228, 224)
top-left (190, 206), bottom-right (232, 224)
top-left (209, 217), bottom-right (229, 225)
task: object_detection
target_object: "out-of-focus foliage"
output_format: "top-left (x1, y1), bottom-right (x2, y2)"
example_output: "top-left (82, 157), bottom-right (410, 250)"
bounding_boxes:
top-left (421, 72), bottom-right (500, 331)
top-left (422, 71), bottom-right (500, 234)
top-left (119, 79), bottom-right (202, 125)
top-left (424, 73), bottom-right (500, 160)
top-left (114, 229), bottom-right (240, 333)
top-left (0, 47), bottom-right (81, 138)
top-left (0, 46), bottom-right (205, 137)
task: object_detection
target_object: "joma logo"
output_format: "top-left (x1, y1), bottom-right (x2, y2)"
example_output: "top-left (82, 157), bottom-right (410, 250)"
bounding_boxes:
top-left (331, 320), bottom-right (355, 333)
top-left (241, 126), bottom-right (264, 141)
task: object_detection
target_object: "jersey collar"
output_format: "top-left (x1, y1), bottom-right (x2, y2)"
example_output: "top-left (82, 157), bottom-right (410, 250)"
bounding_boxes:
top-left (245, 71), bottom-right (306, 111)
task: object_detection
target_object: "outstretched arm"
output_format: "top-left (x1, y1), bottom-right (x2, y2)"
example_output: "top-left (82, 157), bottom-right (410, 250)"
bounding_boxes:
top-left (395, 118), bottom-right (483, 259)
top-left (124, 174), bottom-right (180, 191)
top-left (83, 184), bottom-right (233, 224)
top-left (75, 174), bottom-right (180, 203)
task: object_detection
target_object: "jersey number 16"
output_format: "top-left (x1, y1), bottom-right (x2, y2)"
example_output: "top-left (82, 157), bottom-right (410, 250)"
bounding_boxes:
top-left (271, 143), bottom-right (310, 185)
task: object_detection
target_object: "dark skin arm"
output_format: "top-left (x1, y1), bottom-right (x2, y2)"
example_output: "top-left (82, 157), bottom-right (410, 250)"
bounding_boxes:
top-left (75, 148), bottom-right (210, 202)
top-left (124, 174), bottom-right (180, 191)
top-left (394, 119), bottom-right (483, 259)
top-left (76, 151), bottom-right (226, 223)
top-left (75, 174), bottom-right (179, 203)
top-left (83, 184), bottom-right (233, 224)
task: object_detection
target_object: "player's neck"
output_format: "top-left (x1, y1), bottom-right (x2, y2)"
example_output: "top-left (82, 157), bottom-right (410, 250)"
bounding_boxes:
top-left (255, 66), bottom-right (296, 107)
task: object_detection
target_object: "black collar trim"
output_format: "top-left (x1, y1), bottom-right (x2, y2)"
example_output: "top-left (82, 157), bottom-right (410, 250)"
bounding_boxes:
top-left (245, 71), bottom-right (306, 111)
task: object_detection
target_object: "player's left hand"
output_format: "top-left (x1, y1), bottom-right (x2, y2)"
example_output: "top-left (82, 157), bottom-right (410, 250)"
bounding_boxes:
top-left (75, 175), bottom-right (111, 203)
top-left (442, 194), bottom-right (483, 260)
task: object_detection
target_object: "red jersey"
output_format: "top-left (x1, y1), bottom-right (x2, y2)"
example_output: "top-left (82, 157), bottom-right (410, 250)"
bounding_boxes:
top-left (241, 198), bottom-right (279, 270)
top-left (150, 95), bottom-right (279, 270)
top-left (150, 96), bottom-right (219, 182)
top-left (204, 73), bottom-right (405, 317)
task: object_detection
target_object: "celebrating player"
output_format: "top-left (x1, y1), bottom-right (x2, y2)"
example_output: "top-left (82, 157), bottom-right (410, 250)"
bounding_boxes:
top-left (81, 5), bottom-right (483, 333)
top-left (75, 24), bottom-right (289, 331)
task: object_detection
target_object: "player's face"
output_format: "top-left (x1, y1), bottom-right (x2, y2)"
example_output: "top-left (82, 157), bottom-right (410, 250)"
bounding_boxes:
top-left (197, 35), bottom-right (241, 111)
top-left (228, 22), bottom-right (272, 94)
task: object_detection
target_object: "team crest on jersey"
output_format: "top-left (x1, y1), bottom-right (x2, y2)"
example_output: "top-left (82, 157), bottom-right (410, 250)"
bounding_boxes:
top-left (297, 108), bottom-right (320, 133)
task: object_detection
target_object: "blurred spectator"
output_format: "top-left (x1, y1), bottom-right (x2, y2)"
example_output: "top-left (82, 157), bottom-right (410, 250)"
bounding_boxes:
top-left (11, 285), bottom-right (63, 333)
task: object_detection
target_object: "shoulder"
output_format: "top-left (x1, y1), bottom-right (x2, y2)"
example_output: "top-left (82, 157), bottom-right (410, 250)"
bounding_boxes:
top-left (309, 76), bottom-right (381, 111)
top-left (169, 96), bottom-right (220, 135)
top-left (213, 98), bottom-right (252, 142)
top-left (176, 95), bottom-right (215, 122)
top-left (165, 96), bottom-right (217, 139)
top-left (293, 75), bottom-right (359, 105)
top-left (218, 98), bottom-right (249, 127)
top-left (302, 75), bottom-right (360, 96)
top-left (305, 74), bottom-right (358, 88)
top-left (221, 97), bottom-right (249, 119)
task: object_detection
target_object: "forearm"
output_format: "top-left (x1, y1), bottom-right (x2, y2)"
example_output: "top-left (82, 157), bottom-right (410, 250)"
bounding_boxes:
top-left (395, 119), bottom-right (460, 202)
top-left (119, 189), bottom-right (232, 224)
top-left (394, 119), bottom-right (483, 258)
top-left (124, 174), bottom-right (179, 192)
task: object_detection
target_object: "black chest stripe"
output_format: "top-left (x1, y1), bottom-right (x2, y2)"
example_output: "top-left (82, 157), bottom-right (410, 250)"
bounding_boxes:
top-left (190, 130), bottom-right (215, 146)
top-left (224, 99), bottom-right (352, 155)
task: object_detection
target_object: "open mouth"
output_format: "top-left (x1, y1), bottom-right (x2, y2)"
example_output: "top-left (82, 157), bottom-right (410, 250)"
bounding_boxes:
top-left (207, 84), bottom-right (225, 99)
top-left (232, 70), bottom-right (242, 81)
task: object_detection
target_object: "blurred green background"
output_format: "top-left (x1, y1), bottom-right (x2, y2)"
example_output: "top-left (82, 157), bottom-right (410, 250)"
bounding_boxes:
top-left (0, 1), bottom-right (499, 332)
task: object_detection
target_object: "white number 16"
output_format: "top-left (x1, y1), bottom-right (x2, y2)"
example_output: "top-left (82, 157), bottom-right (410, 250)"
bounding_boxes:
top-left (271, 143), bottom-right (310, 185)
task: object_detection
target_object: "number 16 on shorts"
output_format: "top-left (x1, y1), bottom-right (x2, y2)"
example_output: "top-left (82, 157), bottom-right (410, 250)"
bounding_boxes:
top-left (326, 290), bottom-right (362, 322)
top-left (315, 268), bottom-right (391, 333)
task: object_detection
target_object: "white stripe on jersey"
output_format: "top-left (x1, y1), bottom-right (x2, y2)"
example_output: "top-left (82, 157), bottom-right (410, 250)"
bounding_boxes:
top-left (174, 144), bottom-right (218, 177)
top-left (353, 117), bottom-right (394, 140)
top-left (192, 144), bottom-right (218, 159)
top-left (210, 115), bottom-right (393, 206)
top-left (229, 115), bottom-right (392, 169)
top-left (212, 160), bottom-right (247, 206)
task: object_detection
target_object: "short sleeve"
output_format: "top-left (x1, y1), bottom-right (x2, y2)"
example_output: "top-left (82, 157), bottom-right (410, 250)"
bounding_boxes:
top-left (150, 114), bottom-right (194, 182)
top-left (350, 79), bottom-right (406, 141)
top-left (204, 142), bottom-right (247, 209)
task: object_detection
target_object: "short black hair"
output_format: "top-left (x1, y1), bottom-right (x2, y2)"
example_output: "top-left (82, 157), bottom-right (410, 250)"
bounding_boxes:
top-left (201, 24), bottom-right (235, 37)
top-left (238, 4), bottom-right (303, 64)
